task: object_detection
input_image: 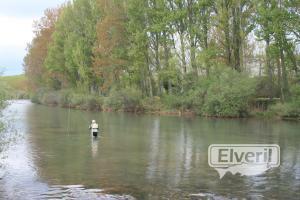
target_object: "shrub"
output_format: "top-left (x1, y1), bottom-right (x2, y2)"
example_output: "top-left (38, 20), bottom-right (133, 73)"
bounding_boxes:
top-left (269, 84), bottom-right (300, 118)
top-left (59, 90), bottom-right (72, 107)
top-left (0, 80), bottom-right (8, 110)
top-left (202, 68), bottom-right (257, 117)
top-left (69, 93), bottom-right (86, 107)
top-left (82, 95), bottom-right (103, 111)
top-left (269, 103), bottom-right (290, 117)
top-left (142, 96), bottom-right (164, 112)
top-left (104, 88), bottom-right (143, 112)
top-left (183, 78), bottom-right (211, 114)
top-left (104, 91), bottom-right (123, 111)
top-left (161, 94), bottom-right (184, 110)
top-left (156, 67), bottom-right (257, 117)
top-left (290, 84), bottom-right (300, 107)
top-left (31, 88), bottom-right (48, 104)
top-left (171, 67), bottom-right (256, 117)
top-left (0, 88), bottom-right (7, 110)
top-left (41, 91), bottom-right (60, 105)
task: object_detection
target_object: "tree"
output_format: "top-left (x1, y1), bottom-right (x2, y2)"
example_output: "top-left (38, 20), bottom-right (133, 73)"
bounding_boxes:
top-left (45, 0), bottom-right (100, 91)
top-left (127, 0), bottom-right (154, 97)
top-left (24, 8), bottom-right (61, 90)
top-left (93, 0), bottom-right (128, 94)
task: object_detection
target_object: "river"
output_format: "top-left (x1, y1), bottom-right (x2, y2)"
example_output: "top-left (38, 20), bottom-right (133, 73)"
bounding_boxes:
top-left (0, 100), bottom-right (300, 199)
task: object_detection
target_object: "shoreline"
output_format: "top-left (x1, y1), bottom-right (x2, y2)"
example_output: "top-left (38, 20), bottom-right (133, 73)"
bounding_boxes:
top-left (27, 99), bottom-right (298, 121)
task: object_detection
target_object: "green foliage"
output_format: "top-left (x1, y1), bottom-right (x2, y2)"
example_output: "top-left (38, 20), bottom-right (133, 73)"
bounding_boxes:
top-left (0, 78), bottom-right (8, 132)
top-left (0, 75), bottom-right (29, 100)
top-left (45, 0), bottom-right (100, 90)
top-left (31, 88), bottom-right (48, 104)
top-left (104, 88), bottom-right (143, 112)
top-left (24, 0), bottom-right (299, 118)
top-left (31, 89), bottom-right (103, 111)
top-left (290, 84), bottom-right (300, 106)
top-left (157, 67), bottom-right (257, 117)
top-left (161, 94), bottom-right (184, 110)
top-left (41, 91), bottom-right (61, 105)
top-left (202, 68), bottom-right (257, 117)
top-left (0, 80), bottom-right (8, 110)
top-left (58, 90), bottom-right (72, 107)
top-left (141, 96), bottom-right (164, 112)
top-left (270, 84), bottom-right (300, 119)
top-left (173, 67), bottom-right (257, 117)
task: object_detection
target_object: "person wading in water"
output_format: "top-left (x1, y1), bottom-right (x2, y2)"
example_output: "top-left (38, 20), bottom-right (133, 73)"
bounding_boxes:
top-left (89, 120), bottom-right (99, 137)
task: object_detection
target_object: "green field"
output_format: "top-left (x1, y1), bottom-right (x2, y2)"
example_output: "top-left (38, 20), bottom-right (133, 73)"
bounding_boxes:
top-left (0, 74), bottom-right (29, 99)
top-left (0, 74), bottom-right (28, 91)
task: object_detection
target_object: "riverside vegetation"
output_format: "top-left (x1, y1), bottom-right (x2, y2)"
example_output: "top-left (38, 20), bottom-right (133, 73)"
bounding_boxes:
top-left (0, 78), bottom-right (8, 131)
top-left (24, 0), bottom-right (300, 119)
top-left (0, 75), bottom-right (29, 100)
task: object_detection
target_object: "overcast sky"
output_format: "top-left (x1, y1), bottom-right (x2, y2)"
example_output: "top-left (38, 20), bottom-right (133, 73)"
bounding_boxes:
top-left (0, 0), bottom-right (66, 76)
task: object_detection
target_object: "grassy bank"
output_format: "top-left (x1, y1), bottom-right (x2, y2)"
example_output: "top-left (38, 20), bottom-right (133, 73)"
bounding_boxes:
top-left (0, 77), bottom-right (8, 131)
top-left (30, 88), bottom-right (186, 116)
top-left (0, 75), bottom-right (30, 99)
top-left (30, 84), bottom-right (300, 120)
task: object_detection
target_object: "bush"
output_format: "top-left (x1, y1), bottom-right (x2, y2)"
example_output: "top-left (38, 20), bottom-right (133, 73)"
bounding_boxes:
top-left (69, 93), bottom-right (86, 107)
top-left (14, 91), bottom-right (30, 99)
top-left (290, 84), bottom-right (300, 106)
top-left (59, 90), bottom-right (72, 107)
top-left (156, 67), bottom-right (256, 117)
top-left (104, 88), bottom-right (143, 112)
top-left (0, 80), bottom-right (7, 132)
top-left (162, 94), bottom-right (184, 110)
top-left (183, 78), bottom-right (211, 114)
top-left (269, 85), bottom-right (300, 119)
top-left (141, 96), bottom-right (164, 112)
top-left (202, 69), bottom-right (256, 117)
top-left (41, 91), bottom-right (60, 105)
top-left (30, 89), bottom-right (104, 111)
top-left (31, 88), bottom-right (48, 104)
top-left (0, 88), bottom-right (7, 110)
top-left (82, 95), bottom-right (103, 111)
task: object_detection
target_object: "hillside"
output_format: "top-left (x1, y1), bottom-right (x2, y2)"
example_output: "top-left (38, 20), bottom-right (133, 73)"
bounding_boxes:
top-left (0, 74), bottom-right (29, 99)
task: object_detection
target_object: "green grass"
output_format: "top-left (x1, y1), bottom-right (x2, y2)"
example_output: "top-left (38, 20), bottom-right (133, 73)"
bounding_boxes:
top-left (0, 74), bottom-right (29, 99)
top-left (0, 74), bottom-right (28, 91)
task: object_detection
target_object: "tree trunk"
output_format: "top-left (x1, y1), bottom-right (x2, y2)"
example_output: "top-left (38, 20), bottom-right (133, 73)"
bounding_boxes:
top-left (154, 33), bottom-right (160, 70)
top-left (265, 38), bottom-right (274, 99)
top-left (232, 5), bottom-right (241, 72)
top-left (276, 57), bottom-right (283, 102)
top-left (224, 0), bottom-right (232, 67)
top-left (187, 0), bottom-right (197, 73)
top-left (179, 32), bottom-right (187, 73)
top-left (163, 31), bottom-right (169, 68)
top-left (202, 8), bottom-right (210, 76)
top-left (280, 47), bottom-right (289, 101)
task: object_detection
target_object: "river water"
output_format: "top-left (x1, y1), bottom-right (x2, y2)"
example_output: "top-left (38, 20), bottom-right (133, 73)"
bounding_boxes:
top-left (0, 100), bottom-right (300, 199)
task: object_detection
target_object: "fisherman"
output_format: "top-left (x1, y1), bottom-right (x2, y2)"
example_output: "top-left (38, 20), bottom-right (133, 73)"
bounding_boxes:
top-left (89, 120), bottom-right (99, 137)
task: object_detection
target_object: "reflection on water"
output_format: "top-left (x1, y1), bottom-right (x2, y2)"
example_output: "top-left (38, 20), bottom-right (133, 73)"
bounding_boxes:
top-left (1, 100), bottom-right (300, 199)
top-left (0, 101), bottom-right (135, 200)
top-left (91, 137), bottom-right (99, 158)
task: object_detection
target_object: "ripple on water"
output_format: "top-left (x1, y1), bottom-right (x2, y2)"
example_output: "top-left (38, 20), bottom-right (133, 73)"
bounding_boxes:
top-left (39, 185), bottom-right (135, 200)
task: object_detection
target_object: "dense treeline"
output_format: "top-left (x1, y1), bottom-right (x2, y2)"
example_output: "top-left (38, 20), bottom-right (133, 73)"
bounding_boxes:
top-left (24, 0), bottom-right (300, 118)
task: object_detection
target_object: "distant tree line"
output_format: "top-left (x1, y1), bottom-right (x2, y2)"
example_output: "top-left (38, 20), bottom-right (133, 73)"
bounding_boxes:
top-left (24, 0), bottom-right (300, 117)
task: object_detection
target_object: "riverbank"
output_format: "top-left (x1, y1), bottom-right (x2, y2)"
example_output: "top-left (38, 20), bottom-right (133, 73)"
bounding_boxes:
top-left (30, 89), bottom-right (197, 117)
top-left (29, 89), bottom-right (300, 120)
top-left (0, 75), bottom-right (30, 99)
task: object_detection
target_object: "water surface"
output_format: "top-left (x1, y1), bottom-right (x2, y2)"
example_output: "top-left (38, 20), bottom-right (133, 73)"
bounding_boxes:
top-left (1, 100), bottom-right (300, 199)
